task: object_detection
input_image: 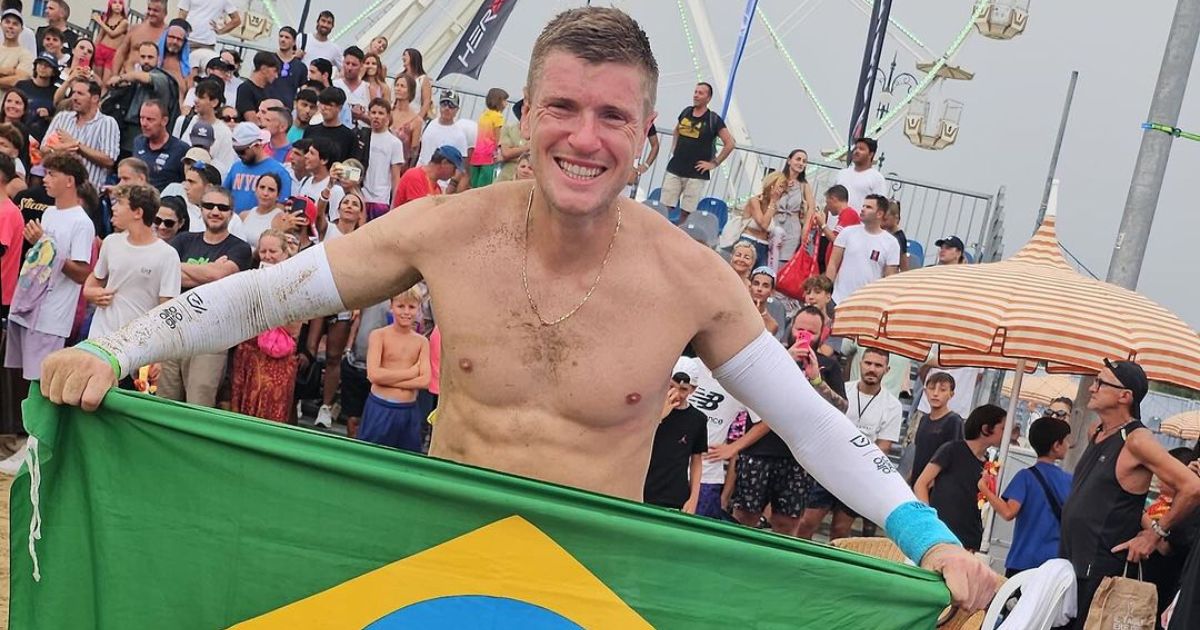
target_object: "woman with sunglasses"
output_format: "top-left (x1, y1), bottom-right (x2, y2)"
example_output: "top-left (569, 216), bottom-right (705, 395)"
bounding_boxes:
top-left (1047, 396), bottom-right (1073, 421)
top-left (240, 172), bottom-right (284, 250)
top-left (154, 195), bottom-right (189, 241)
top-left (219, 105), bottom-right (239, 131)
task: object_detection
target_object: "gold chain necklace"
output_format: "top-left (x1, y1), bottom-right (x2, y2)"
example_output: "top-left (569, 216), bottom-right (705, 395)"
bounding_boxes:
top-left (521, 186), bottom-right (622, 327)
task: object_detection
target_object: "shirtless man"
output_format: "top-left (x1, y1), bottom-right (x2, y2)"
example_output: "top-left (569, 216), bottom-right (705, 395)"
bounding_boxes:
top-left (40, 7), bottom-right (997, 612)
top-left (114, 0), bottom-right (166, 75)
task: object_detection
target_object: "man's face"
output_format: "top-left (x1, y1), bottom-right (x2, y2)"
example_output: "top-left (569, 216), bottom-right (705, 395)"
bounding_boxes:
top-left (46, 1), bottom-right (62, 22)
top-left (70, 82), bottom-right (95, 114)
top-left (145, 0), bottom-right (165, 23)
top-left (117, 164), bottom-right (147, 186)
top-left (34, 61), bottom-right (56, 80)
top-left (881, 209), bottom-right (900, 231)
top-left (1, 17), bottom-right (21, 41)
top-left (43, 169), bottom-right (72, 200)
top-left (304, 147), bottom-right (323, 172)
top-left (861, 198), bottom-right (881, 224)
top-left (368, 106), bottom-right (388, 131)
top-left (692, 83), bottom-right (711, 108)
top-left (433, 160), bottom-right (456, 181)
top-left (859, 352), bottom-right (888, 386)
top-left (278, 30), bottom-right (294, 52)
top-left (200, 192), bottom-right (232, 232)
top-left (523, 52), bottom-right (654, 220)
top-left (924, 381), bottom-right (954, 410)
top-left (220, 51), bottom-right (238, 71)
top-left (139, 104), bottom-right (166, 138)
top-left (183, 169), bottom-right (205, 202)
top-left (669, 379), bottom-right (696, 407)
top-left (342, 55), bottom-right (361, 81)
top-left (262, 65), bottom-right (279, 83)
top-left (307, 65), bottom-right (327, 85)
top-left (749, 274), bottom-right (773, 302)
top-left (825, 193), bottom-right (844, 213)
top-left (165, 27), bottom-right (186, 55)
top-left (1087, 368), bottom-right (1131, 414)
top-left (295, 99), bottom-right (316, 125)
top-left (110, 197), bottom-right (135, 231)
top-left (257, 99), bottom-right (283, 121)
top-left (138, 44), bottom-right (159, 69)
top-left (289, 147), bottom-right (307, 174)
top-left (318, 100), bottom-right (340, 123)
top-left (852, 141), bottom-right (874, 166)
top-left (42, 34), bottom-right (62, 54)
top-left (316, 15), bottom-right (334, 36)
top-left (437, 100), bottom-right (457, 124)
top-left (237, 143), bottom-right (262, 165)
top-left (792, 312), bottom-right (823, 349)
top-left (194, 92), bottom-right (218, 116)
top-left (803, 288), bottom-right (830, 310)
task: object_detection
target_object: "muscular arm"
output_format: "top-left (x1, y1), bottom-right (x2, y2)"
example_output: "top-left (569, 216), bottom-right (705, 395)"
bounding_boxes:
top-left (1129, 431), bottom-right (1200, 533)
top-left (714, 128), bottom-right (736, 166)
top-left (179, 259), bottom-right (239, 288)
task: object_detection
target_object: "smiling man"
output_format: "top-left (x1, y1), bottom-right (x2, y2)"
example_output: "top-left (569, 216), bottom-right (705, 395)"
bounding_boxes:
top-left (41, 7), bottom-right (998, 613)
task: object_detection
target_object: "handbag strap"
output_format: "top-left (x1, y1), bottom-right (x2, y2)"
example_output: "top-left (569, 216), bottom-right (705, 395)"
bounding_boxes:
top-left (1122, 561), bottom-right (1143, 581)
top-left (1028, 465), bottom-right (1063, 522)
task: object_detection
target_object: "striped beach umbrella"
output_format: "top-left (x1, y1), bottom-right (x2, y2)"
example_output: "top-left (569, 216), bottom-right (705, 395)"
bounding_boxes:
top-left (1000, 373), bottom-right (1080, 406)
top-left (1161, 410), bottom-right (1200, 441)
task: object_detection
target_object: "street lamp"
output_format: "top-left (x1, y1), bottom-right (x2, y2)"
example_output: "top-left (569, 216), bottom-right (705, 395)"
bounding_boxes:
top-left (874, 53), bottom-right (919, 122)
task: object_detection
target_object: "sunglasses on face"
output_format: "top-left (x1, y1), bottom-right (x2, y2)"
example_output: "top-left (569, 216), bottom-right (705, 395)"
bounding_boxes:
top-left (222, 115), bottom-right (238, 122)
top-left (201, 201), bottom-right (232, 212)
top-left (1094, 377), bottom-right (1130, 392)
top-left (152, 216), bottom-right (177, 228)
top-left (1048, 410), bottom-right (1069, 419)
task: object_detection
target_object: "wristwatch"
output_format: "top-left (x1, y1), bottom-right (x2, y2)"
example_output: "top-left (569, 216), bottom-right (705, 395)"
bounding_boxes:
top-left (1150, 520), bottom-right (1171, 538)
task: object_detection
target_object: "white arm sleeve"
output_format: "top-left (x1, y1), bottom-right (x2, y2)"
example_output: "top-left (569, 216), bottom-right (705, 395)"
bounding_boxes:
top-left (88, 244), bottom-right (345, 377)
top-left (712, 330), bottom-right (959, 560)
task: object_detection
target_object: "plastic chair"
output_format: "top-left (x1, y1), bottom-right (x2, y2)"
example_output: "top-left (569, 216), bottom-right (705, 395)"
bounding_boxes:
top-left (668, 206), bottom-right (681, 224)
top-left (646, 187), bottom-right (662, 203)
top-left (906, 239), bottom-right (925, 267)
top-left (906, 252), bottom-right (924, 270)
top-left (644, 198), bottom-right (670, 220)
top-left (983, 560), bottom-right (1076, 630)
top-left (688, 211), bottom-right (720, 244)
top-left (696, 197), bottom-right (729, 230)
top-left (682, 221), bottom-right (717, 248)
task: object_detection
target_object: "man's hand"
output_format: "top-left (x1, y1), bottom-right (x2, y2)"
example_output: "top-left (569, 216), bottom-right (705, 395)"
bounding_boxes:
top-left (23, 218), bottom-right (43, 244)
top-left (705, 442), bottom-right (740, 462)
top-left (40, 347), bottom-right (119, 411)
top-left (920, 544), bottom-right (998, 613)
top-left (1113, 529), bottom-right (1160, 563)
top-left (661, 389), bottom-right (681, 419)
top-left (800, 347), bottom-right (819, 381)
top-left (84, 286), bottom-right (115, 307)
top-left (694, 160), bottom-right (716, 174)
top-left (682, 497), bottom-right (698, 514)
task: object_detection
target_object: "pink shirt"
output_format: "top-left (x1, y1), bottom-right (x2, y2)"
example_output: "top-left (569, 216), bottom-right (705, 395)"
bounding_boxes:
top-left (0, 199), bottom-right (24, 306)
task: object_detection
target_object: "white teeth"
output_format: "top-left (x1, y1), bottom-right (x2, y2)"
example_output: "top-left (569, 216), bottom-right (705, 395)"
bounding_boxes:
top-left (556, 159), bottom-right (602, 179)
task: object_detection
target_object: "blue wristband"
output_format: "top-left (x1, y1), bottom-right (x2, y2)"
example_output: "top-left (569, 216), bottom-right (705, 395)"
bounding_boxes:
top-left (885, 501), bottom-right (962, 563)
top-left (75, 340), bottom-right (121, 379)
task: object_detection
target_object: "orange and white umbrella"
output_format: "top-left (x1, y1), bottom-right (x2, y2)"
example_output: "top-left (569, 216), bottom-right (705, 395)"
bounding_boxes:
top-left (1161, 410), bottom-right (1200, 441)
top-left (1000, 373), bottom-right (1079, 406)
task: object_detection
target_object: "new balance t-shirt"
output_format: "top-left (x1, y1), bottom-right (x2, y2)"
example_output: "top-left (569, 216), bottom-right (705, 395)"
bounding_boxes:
top-left (643, 405), bottom-right (708, 509)
top-left (685, 359), bottom-right (760, 484)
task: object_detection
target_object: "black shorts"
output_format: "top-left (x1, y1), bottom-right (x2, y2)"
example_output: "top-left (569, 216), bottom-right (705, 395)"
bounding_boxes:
top-left (730, 454), bottom-right (808, 518)
top-left (339, 358), bottom-right (370, 419)
top-left (804, 478), bottom-right (860, 518)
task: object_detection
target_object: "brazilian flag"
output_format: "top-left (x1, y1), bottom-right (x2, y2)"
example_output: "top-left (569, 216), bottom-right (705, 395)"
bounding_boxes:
top-left (10, 389), bottom-right (949, 628)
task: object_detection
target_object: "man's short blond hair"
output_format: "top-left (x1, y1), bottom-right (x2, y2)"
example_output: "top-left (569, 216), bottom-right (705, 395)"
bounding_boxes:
top-left (527, 7), bottom-right (659, 115)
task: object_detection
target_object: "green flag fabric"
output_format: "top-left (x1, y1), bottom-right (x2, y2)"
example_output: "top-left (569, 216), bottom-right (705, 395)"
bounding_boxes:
top-left (10, 388), bottom-right (950, 628)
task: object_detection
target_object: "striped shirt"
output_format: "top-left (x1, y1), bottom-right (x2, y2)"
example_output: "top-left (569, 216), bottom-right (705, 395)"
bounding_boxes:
top-left (45, 110), bottom-right (121, 190)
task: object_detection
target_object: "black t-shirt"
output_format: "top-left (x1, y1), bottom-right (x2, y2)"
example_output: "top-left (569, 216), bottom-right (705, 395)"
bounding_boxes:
top-left (643, 405), bottom-right (708, 508)
top-left (266, 56), bottom-right (307, 109)
top-left (170, 231), bottom-right (253, 275)
top-left (909, 411), bottom-right (964, 484)
top-left (15, 79), bottom-right (56, 141)
top-left (303, 123), bottom-right (357, 163)
top-left (665, 107), bottom-right (726, 181)
top-left (927, 440), bottom-right (984, 550)
top-left (235, 80), bottom-right (272, 121)
top-left (13, 185), bottom-right (54, 258)
top-left (744, 353), bottom-right (846, 459)
top-left (133, 135), bottom-right (190, 191)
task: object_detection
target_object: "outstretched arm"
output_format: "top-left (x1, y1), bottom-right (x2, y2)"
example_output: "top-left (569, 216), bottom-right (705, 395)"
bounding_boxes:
top-left (40, 197), bottom-right (438, 410)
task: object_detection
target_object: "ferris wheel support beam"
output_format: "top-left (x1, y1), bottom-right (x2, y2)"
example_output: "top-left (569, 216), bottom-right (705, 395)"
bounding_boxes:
top-left (357, 0), bottom-right (433, 52)
top-left (685, 0), bottom-right (764, 194)
top-left (416, 0), bottom-right (485, 82)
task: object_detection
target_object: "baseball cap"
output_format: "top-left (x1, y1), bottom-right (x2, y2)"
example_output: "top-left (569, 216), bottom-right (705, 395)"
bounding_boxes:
top-left (33, 52), bottom-right (56, 69)
top-left (1102, 358), bottom-right (1149, 419)
top-left (438, 90), bottom-right (460, 108)
top-left (183, 146), bottom-right (212, 164)
top-left (189, 121), bottom-right (216, 149)
top-left (1, 9), bottom-right (22, 24)
top-left (935, 235), bottom-right (965, 250)
top-left (231, 122), bottom-right (265, 149)
top-left (433, 145), bottom-right (464, 171)
top-left (672, 356), bottom-right (702, 386)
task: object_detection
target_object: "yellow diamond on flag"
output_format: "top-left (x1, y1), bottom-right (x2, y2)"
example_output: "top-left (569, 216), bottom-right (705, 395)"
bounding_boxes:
top-left (231, 516), bottom-right (652, 629)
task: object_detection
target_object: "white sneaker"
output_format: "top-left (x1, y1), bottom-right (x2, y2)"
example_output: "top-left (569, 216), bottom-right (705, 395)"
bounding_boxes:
top-left (314, 405), bottom-right (333, 428)
top-left (0, 439), bottom-right (29, 475)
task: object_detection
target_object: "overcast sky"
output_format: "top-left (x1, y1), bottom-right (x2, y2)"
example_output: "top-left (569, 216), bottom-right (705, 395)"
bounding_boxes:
top-left (328, 0), bottom-right (1199, 327)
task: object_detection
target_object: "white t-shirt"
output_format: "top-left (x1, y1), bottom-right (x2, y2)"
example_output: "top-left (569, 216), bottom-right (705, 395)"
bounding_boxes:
top-left (298, 176), bottom-right (345, 222)
top-left (918, 366), bottom-right (982, 418)
top-left (173, 115), bottom-right (236, 177)
top-left (11, 205), bottom-right (94, 338)
top-left (835, 166), bottom-right (887, 210)
top-left (332, 78), bottom-right (371, 128)
top-left (186, 201), bottom-right (248, 242)
top-left (418, 120), bottom-right (470, 166)
top-left (456, 118), bottom-right (478, 150)
top-left (302, 35), bottom-right (342, 70)
top-left (239, 207), bottom-right (282, 249)
top-left (178, 0), bottom-right (238, 46)
top-left (684, 358), bottom-right (761, 484)
top-left (224, 77), bottom-right (241, 107)
top-left (831, 224), bottom-right (900, 304)
top-left (363, 130), bottom-right (405, 204)
top-left (844, 380), bottom-right (904, 443)
top-left (88, 234), bottom-right (180, 339)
